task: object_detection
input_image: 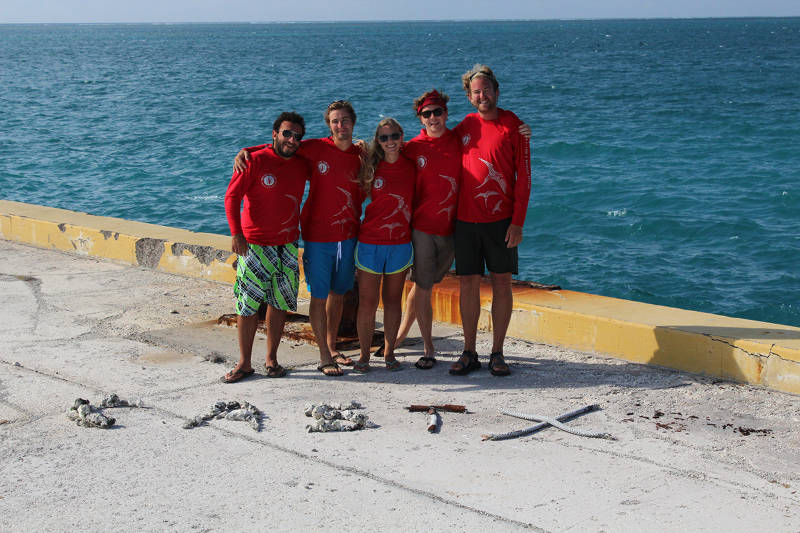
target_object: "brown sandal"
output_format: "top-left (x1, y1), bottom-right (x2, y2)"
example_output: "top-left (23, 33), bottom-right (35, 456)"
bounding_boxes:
top-left (222, 367), bottom-right (255, 383)
top-left (316, 363), bottom-right (343, 377)
top-left (488, 352), bottom-right (511, 376)
top-left (265, 364), bottom-right (286, 378)
top-left (449, 351), bottom-right (480, 375)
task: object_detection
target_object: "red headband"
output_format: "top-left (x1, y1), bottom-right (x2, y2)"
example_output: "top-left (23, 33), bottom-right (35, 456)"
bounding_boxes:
top-left (417, 91), bottom-right (447, 115)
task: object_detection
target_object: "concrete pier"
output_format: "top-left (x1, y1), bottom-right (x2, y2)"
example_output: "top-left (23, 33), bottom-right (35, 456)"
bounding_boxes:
top-left (1, 203), bottom-right (799, 531)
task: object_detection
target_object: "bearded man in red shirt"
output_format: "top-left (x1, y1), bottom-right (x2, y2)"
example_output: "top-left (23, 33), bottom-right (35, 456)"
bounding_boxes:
top-left (449, 64), bottom-right (532, 377)
top-left (223, 112), bottom-right (309, 382)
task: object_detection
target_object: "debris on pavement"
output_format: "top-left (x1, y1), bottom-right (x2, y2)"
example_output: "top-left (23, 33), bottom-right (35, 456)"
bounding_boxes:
top-left (406, 404), bottom-right (465, 413)
top-left (304, 401), bottom-right (376, 432)
top-left (66, 394), bottom-right (144, 429)
top-left (67, 398), bottom-right (116, 428)
top-left (483, 404), bottom-right (615, 441)
top-left (427, 408), bottom-right (439, 433)
top-left (182, 400), bottom-right (263, 431)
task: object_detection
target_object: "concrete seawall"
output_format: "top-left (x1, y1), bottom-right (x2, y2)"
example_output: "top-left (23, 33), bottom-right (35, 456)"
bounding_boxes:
top-left (2, 199), bottom-right (799, 394)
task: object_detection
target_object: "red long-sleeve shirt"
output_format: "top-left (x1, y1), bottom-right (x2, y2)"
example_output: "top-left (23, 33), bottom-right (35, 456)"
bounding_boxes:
top-left (453, 109), bottom-right (531, 226)
top-left (402, 128), bottom-right (461, 236)
top-left (224, 145), bottom-right (309, 245)
top-left (358, 156), bottom-right (415, 245)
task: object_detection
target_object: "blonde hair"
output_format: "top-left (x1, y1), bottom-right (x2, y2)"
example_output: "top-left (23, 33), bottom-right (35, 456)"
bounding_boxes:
top-left (461, 63), bottom-right (499, 95)
top-left (357, 117), bottom-right (404, 194)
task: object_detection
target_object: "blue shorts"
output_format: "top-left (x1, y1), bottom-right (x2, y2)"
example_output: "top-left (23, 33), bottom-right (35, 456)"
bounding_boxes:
top-left (302, 238), bottom-right (357, 299)
top-left (355, 242), bottom-right (413, 275)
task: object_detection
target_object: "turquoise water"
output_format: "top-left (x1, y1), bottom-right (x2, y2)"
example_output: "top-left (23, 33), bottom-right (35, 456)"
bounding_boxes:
top-left (1, 19), bottom-right (799, 325)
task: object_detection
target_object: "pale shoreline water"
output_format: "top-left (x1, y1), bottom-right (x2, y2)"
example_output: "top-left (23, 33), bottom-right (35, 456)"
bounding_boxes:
top-left (1, 18), bottom-right (798, 325)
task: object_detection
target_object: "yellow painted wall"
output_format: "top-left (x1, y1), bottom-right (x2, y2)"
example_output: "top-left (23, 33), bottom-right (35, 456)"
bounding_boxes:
top-left (3, 200), bottom-right (799, 394)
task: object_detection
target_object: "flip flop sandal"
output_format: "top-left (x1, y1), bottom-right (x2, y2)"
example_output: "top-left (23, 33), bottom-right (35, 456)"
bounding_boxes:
top-left (222, 367), bottom-right (255, 383)
top-left (414, 356), bottom-right (437, 370)
top-left (488, 352), bottom-right (511, 376)
top-left (316, 363), bottom-right (343, 377)
top-left (353, 362), bottom-right (370, 373)
top-left (385, 359), bottom-right (403, 371)
top-left (265, 364), bottom-right (286, 378)
top-left (449, 351), bottom-right (481, 376)
top-left (331, 353), bottom-right (354, 366)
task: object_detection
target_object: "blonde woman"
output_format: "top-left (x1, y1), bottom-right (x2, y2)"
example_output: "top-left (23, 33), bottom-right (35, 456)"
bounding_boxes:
top-left (353, 118), bottom-right (415, 372)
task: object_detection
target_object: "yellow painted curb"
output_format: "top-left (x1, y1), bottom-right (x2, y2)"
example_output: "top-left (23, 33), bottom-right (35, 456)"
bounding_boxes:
top-left (3, 200), bottom-right (799, 394)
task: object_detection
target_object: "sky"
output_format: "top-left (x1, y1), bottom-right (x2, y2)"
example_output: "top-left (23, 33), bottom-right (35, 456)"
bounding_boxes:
top-left (1, 0), bottom-right (799, 23)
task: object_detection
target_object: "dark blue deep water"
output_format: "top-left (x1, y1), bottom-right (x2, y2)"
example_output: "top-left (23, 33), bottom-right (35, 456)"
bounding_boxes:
top-left (1, 19), bottom-right (799, 325)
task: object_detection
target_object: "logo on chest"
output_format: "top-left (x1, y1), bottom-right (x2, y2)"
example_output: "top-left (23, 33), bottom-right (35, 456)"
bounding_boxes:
top-left (374, 177), bottom-right (385, 190)
top-left (317, 160), bottom-right (330, 175)
top-left (260, 174), bottom-right (276, 188)
top-left (461, 134), bottom-right (471, 147)
top-left (416, 155), bottom-right (427, 169)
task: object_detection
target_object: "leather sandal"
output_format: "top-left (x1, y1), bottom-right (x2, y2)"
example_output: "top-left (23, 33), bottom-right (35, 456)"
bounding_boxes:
top-left (449, 351), bottom-right (480, 375)
top-left (488, 352), bottom-right (511, 376)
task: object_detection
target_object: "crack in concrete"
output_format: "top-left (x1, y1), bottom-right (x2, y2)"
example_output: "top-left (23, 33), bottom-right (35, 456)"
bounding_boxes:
top-left (706, 335), bottom-right (798, 365)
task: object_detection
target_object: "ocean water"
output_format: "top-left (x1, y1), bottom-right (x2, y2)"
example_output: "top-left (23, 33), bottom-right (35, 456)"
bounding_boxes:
top-left (1, 19), bottom-right (799, 326)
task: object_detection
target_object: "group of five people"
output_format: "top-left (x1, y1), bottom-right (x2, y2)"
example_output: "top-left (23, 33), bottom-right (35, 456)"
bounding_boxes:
top-left (222, 64), bottom-right (531, 382)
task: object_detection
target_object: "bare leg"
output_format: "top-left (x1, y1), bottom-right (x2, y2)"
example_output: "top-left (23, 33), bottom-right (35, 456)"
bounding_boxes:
top-left (396, 283), bottom-right (417, 346)
top-left (326, 292), bottom-right (345, 357)
top-left (264, 305), bottom-right (287, 368)
top-left (414, 285), bottom-right (435, 356)
top-left (382, 270), bottom-right (409, 362)
top-left (356, 270), bottom-right (381, 364)
top-left (489, 272), bottom-right (513, 353)
top-left (309, 296), bottom-right (333, 365)
top-left (459, 274), bottom-right (482, 353)
top-left (235, 313), bottom-right (258, 372)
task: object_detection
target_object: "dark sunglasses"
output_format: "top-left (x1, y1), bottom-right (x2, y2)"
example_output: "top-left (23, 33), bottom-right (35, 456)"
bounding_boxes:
top-left (280, 129), bottom-right (303, 141)
top-left (420, 107), bottom-right (445, 119)
top-left (378, 132), bottom-right (401, 142)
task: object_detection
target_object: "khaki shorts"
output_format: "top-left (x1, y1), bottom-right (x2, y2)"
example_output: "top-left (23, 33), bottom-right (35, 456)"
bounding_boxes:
top-left (410, 229), bottom-right (454, 289)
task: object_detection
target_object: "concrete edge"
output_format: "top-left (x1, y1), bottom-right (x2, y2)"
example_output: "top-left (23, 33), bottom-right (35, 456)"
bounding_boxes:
top-left (3, 199), bottom-right (799, 394)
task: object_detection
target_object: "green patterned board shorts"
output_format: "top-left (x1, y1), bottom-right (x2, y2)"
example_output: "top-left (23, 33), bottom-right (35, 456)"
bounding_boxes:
top-left (234, 242), bottom-right (299, 315)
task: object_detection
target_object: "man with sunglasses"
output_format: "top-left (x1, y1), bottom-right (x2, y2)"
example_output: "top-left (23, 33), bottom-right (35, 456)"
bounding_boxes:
top-left (222, 112), bottom-right (310, 383)
top-left (449, 64), bottom-right (532, 378)
top-left (233, 101), bottom-right (364, 377)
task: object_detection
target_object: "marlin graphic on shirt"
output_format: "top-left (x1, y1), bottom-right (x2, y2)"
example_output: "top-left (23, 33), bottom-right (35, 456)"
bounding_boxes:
top-left (281, 194), bottom-right (300, 225)
top-left (437, 174), bottom-right (457, 205)
top-left (379, 222), bottom-right (404, 239)
top-left (331, 186), bottom-right (357, 219)
top-left (330, 218), bottom-right (352, 231)
top-left (491, 199), bottom-right (504, 214)
top-left (437, 205), bottom-right (455, 218)
top-left (383, 194), bottom-right (411, 222)
top-left (476, 158), bottom-right (508, 195)
top-left (475, 190), bottom-right (501, 208)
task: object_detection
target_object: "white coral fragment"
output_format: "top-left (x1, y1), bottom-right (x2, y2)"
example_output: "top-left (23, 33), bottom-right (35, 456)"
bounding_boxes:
top-left (303, 402), bottom-right (374, 432)
top-left (183, 400), bottom-right (262, 432)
